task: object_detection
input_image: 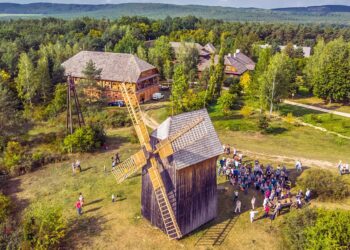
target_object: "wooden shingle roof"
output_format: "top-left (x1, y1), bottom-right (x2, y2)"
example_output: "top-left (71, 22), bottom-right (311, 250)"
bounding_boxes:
top-left (61, 51), bottom-right (157, 83)
top-left (151, 109), bottom-right (223, 170)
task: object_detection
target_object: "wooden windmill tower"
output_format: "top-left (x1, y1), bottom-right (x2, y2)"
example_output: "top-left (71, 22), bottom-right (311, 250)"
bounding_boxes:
top-left (112, 82), bottom-right (223, 239)
top-left (66, 76), bottom-right (85, 134)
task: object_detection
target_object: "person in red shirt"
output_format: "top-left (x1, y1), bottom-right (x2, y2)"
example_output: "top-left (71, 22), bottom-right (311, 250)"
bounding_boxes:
top-left (76, 200), bottom-right (82, 215)
top-left (264, 205), bottom-right (270, 218)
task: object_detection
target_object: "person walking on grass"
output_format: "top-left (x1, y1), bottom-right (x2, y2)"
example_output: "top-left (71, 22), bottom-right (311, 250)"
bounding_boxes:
top-left (234, 200), bottom-right (241, 213)
top-left (76, 200), bottom-right (82, 215)
top-left (233, 190), bottom-right (239, 202)
top-left (112, 157), bottom-right (116, 170)
top-left (72, 162), bottom-right (76, 175)
top-left (75, 160), bottom-right (82, 172)
top-left (250, 210), bottom-right (259, 223)
top-left (115, 152), bottom-right (121, 164)
top-left (295, 160), bottom-right (302, 172)
top-left (251, 196), bottom-right (256, 210)
top-left (112, 194), bottom-right (116, 203)
top-left (79, 193), bottom-right (84, 207)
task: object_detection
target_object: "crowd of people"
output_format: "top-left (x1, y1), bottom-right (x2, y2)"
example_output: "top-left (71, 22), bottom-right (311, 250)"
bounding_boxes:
top-left (219, 145), bottom-right (311, 223)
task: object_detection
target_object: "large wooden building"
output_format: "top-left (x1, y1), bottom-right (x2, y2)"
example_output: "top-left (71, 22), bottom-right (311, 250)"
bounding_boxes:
top-left (62, 51), bottom-right (160, 102)
top-left (141, 109), bottom-right (223, 236)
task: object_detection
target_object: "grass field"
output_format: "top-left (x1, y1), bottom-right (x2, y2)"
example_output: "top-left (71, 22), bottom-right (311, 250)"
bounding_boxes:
top-left (2, 102), bottom-right (350, 249)
top-left (3, 125), bottom-right (349, 249)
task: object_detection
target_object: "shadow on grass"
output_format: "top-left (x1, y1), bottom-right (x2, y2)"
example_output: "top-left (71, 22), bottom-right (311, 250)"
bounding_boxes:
top-left (84, 198), bottom-right (104, 206)
top-left (1, 178), bottom-right (30, 221)
top-left (61, 215), bottom-right (107, 249)
top-left (84, 207), bottom-right (102, 214)
top-left (266, 126), bottom-right (288, 135)
top-left (80, 166), bottom-right (93, 172)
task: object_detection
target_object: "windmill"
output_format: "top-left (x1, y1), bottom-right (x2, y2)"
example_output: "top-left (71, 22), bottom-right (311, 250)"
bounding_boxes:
top-left (111, 82), bottom-right (213, 239)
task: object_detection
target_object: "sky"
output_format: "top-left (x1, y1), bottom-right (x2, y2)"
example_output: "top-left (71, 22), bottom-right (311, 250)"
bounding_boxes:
top-left (1, 0), bottom-right (350, 9)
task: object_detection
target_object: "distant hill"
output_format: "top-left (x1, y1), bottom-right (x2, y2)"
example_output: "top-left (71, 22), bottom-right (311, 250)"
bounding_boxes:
top-left (1, 3), bottom-right (350, 24)
top-left (274, 5), bottom-right (350, 13)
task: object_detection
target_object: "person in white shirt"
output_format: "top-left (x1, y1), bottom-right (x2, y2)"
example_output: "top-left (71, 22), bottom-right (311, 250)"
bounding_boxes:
top-left (251, 196), bottom-right (256, 210)
top-left (305, 188), bottom-right (311, 202)
top-left (295, 160), bottom-right (302, 172)
top-left (250, 210), bottom-right (259, 223)
top-left (234, 200), bottom-right (241, 213)
top-left (263, 197), bottom-right (269, 208)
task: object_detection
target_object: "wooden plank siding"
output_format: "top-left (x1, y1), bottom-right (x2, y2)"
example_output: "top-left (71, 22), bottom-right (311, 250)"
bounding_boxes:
top-left (72, 75), bottom-right (159, 103)
top-left (141, 156), bottom-right (218, 236)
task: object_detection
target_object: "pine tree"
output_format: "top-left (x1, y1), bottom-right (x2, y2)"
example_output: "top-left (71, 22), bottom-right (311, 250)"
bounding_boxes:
top-left (80, 60), bottom-right (103, 103)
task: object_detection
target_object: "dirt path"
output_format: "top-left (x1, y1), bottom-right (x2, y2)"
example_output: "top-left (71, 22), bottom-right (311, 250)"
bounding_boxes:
top-left (283, 100), bottom-right (350, 118)
top-left (240, 149), bottom-right (335, 169)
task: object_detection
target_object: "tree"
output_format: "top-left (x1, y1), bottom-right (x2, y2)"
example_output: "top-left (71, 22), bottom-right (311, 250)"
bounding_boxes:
top-left (305, 38), bottom-right (350, 103)
top-left (0, 78), bottom-right (23, 148)
top-left (23, 204), bottom-right (66, 249)
top-left (80, 60), bottom-right (102, 103)
top-left (239, 72), bottom-right (251, 92)
top-left (35, 55), bottom-right (52, 103)
top-left (170, 65), bottom-right (188, 114)
top-left (259, 53), bottom-right (294, 115)
top-left (177, 42), bottom-right (199, 81)
top-left (249, 48), bottom-right (272, 100)
top-left (148, 36), bottom-right (172, 79)
top-left (44, 83), bottom-right (67, 119)
top-left (15, 53), bottom-right (37, 107)
top-left (163, 59), bottom-right (173, 81)
top-left (114, 30), bottom-right (141, 54)
top-left (136, 45), bottom-right (147, 61)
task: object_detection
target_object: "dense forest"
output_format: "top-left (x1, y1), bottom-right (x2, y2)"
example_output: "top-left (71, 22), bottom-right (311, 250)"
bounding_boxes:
top-left (1, 16), bottom-right (350, 151)
top-left (1, 3), bottom-right (350, 24)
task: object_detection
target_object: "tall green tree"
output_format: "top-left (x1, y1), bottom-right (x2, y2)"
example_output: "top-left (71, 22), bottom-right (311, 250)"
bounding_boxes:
top-left (177, 42), bottom-right (199, 81)
top-left (136, 45), bottom-right (148, 61)
top-left (114, 30), bottom-right (141, 54)
top-left (148, 36), bottom-right (172, 79)
top-left (259, 53), bottom-right (294, 115)
top-left (35, 55), bottom-right (52, 103)
top-left (170, 65), bottom-right (188, 114)
top-left (163, 59), bottom-right (173, 82)
top-left (305, 38), bottom-right (350, 103)
top-left (15, 53), bottom-right (37, 107)
top-left (249, 48), bottom-right (272, 100)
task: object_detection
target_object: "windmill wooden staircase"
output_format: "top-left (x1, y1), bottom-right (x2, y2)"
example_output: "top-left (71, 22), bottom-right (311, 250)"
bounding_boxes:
top-left (148, 159), bottom-right (182, 239)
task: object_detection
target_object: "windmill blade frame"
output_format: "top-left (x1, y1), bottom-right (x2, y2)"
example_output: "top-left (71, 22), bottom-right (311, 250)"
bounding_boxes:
top-left (155, 117), bottom-right (208, 160)
top-left (111, 149), bottom-right (147, 184)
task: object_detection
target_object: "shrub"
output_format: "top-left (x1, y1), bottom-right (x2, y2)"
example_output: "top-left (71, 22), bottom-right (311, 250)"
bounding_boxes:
top-left (3, 141), bottom-right (25, 172)
top-left (63, 125), bottom-right (106, 153)
top-left (23, 204), bottom-right (66, 249)
top-left (280, 208), bottom-right (318, 250)
top-left (304, 209), bottom-right (350, 250)
top-left (218, 92), bottom-right (239, 114)
top-left (0, 192), bottom-right (11, 224)
top-left (284, 112), bottom-right (297, 124)
top-left (85, 109), bottom-right (132, 128)
top-left (280, 208), bottom-right (350, 250)
top-left (296, 169), bottom-right (350, 201)
top-left (258, 114), bottom-right (269, 131)
top-left (239, 105), bottom-right (254, 118)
